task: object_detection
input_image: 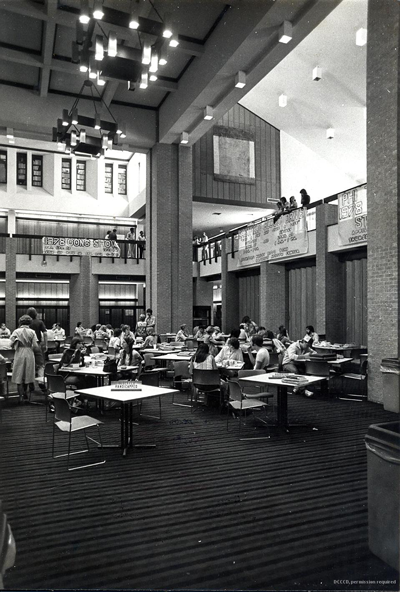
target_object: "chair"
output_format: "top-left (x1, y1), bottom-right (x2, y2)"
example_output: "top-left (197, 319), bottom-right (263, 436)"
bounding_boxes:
top-left (0, 502), bottom-right (16, 588)
top-left (0, 363), bottom-right (9, 402)
top-left (94, 339), bottom-right (107, 351)
top-left (340, 361), bottom-right (368, 401)
top-left (83, 336), bottom-right (93, 346)
top-left (227, 380), bottom-right (270, 440)
top-left (191, 369), bottom-right (222, 412)
top-left (172, 361), bottom-right (192, 406)
top-left (184, 339), bottom-right (197, 350)
top-left (64, 336), bottom-right (73, 348)
top-left (238, 370), bottom-right (274, 405)
top-left (47, 373), bottom-right (75, 422)
top-left (108, 346), bottom-right (116, 358)
top-left (52, 395), bottom-right (105, 471)
top-left (0, 350), bottom-right (14, 363)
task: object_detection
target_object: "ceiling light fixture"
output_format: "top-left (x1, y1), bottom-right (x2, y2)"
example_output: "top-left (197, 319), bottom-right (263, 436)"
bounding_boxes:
top-left (129, 1), bottom-right (140, 29)
top-left (71, 130), bottom-right (77, 146)
top-left (149, 49), bottom-right (159, 73)
top-left (142, 43), bottom-right (152, 65)
top-left (278, 20), bottom-right (293, 44)
top-left (162, 14), bottom-right (173, 38)
top-left (169, 36), bottom-right (179, 48)
top-left (278, 93), bottom-right (287, 107)
top-left (140, 69), bottom-right (149, 89)
top-left (71, 108), bottom-right (79, 125)
top-left (6, 127), bottom-right (14, 140)
top-left (79, 0), bottom-right (90, 24)
top-left (159, 47), bottom-right (168, 66)
top-left (79, 129), bottom-right (86, 143)
top-left (356, 28), bottom-right (367, 46)
top-left (95, 35), bottom-right (104, 60)
top-left (94, 114), bottom-right (101, 130)
top-left (149, 74), bottom-right (158, 82)
top-left (235, 71), bottom-right (246, 89)
top-left (326, 127), bottom-right (335, 139)
top-left (312, 66), bottom-right (322, 81)
top-left (203, 106), bottom-right (214, 120)
top-left (62, 109), bottom-right (70, 126)
top-left (89, 55), bottom-right (97, 79)
top-left (102, 134), bottom-right (109, 150)
top-left (97, 72), bottom-right (106, 86)
top-left (93, 0), bottom-right (104, 20)
top-left (180, 132), bottom-right (189, 144)
top-left (79, 57), bottom-right (89, 73)
top-left (108, 31), bottom-right (117, 57)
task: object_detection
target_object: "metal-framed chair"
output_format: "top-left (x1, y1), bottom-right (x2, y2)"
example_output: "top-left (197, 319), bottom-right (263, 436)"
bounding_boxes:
top-left (191, 369), bottom-right (222, 412)
top-left (52, 395), bottom-right (105, 471)
top-left (172, 361), bottom-right (192, 406)
top-left (339, 360), bottom-right (368, 401)
top-left (0, 363), bottom-right (9, 402)
top-left (227, 380), bottom-right (271, 440)
top-left (238, 369), bottom-right (274, 405)
top-left (94, 339), bottom-right (107, 351)
top-left (83, 336), bottom-right (93, 346)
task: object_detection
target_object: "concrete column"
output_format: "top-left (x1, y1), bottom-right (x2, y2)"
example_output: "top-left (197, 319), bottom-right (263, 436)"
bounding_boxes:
top-left (221, 239), bottom-right (239, 333)
top-left (315, 203), bottom-right (345, 342)
top-left (5, 238), bottom-right (16, 330)
top-left (259, 261), bottom-right (288, 333)
top-left (146, 143), bottom-right (193, 333)
top-left (69, 256), bottom-right (98, 334)
top-left (367, 0), bottom-right (400, 403)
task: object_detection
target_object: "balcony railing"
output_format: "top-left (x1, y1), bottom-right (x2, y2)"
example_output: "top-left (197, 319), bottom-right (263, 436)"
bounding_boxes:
top-left (13, 234), bottom-right (146, 264)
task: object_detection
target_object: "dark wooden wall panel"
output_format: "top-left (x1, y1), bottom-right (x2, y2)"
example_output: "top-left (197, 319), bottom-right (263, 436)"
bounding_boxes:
top-left (345, 258), bottom-right (367, 345)
top-left (237, 271), bottom-right (260, 325)
top-left (287, 265), bottom-right (316, 341)
top-left (193, 104), bottom-right (280, 205)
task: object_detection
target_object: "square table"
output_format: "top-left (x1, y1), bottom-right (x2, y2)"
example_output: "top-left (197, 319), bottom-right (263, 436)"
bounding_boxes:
top-left (59, 365), bottom-right (138, 387)
top-left (75, 384), bottom-right (178, 456)
top-left (239, 373), bottom-right (327, 433)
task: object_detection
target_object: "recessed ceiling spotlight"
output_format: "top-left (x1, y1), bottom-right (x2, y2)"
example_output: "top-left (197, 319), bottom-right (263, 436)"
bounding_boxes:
top-left (312, 66), bottom-right (322, 81)
top-left (278, 93), bottom-right (287, 107)
top-left (326, 127), bottom-right (335, 139)
top-left (279, 20), bottom-right (292, 44)
top-left (180, 132), bottom-right (189, 144)
top-left (203, 106), bottom-right (214, 120)
top-left (235, 71), bottom-right (246, 89)
top-left (356, 28), bottom-right (367, 46)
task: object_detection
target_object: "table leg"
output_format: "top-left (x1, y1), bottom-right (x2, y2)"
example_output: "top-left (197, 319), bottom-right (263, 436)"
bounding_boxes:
top-left (269, 385), bottom-right (318, 434)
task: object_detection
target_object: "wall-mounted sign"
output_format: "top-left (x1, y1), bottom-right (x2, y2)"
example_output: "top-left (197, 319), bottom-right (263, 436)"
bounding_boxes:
top-left (213, 126), bottom-right (255, 184)
top-left (42, 237), bottom-right (120, 258)
top-left (338, 184), bottom-right (367, 246)
top-left (237, 208), bottom-right (309, 267)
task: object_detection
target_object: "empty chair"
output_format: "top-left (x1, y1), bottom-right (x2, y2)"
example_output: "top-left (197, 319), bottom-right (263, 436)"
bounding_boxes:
top-left (238, 369), bottom-right (274, 405)
top-left (52, 395), bottom-right (105, 471)
top-left (340, 361), bottom-right (368, 401)
top-left (227, 380), bottom-right (270, 440)
top-left (191, 369), bottom-right (222, 411)
top-left (172, 360), bottom-right (192, 406)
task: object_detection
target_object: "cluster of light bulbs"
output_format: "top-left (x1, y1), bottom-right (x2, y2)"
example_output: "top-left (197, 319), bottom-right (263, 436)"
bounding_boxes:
top-left (78, 0), bottom-right (178, 90)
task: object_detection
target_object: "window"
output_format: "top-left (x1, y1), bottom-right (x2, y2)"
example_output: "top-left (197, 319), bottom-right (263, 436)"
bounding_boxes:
top-left (118, 165), bottom-right (127, 195)
top-left (32, 155), bottom-right (43, 187)
top-left (61, 158), bottom-right (71, 190)
top-left (105, 163), bottom-right (113, 194)
top-left (0, 151), bottom-right (7, 184)
top-left (16, 153), bottom-right (27, 186)
top-left (76, 160), bottom-right (86, 191)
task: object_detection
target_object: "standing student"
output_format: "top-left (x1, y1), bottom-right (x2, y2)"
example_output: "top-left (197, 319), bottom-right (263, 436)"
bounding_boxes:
top-left (145, 308), bottom-right (156, 331)
top-left (126, 227), bottom-right (136, 258)
top-left (138, 230), bottom-right (146, 258)
top-left (10, 315), bottom-right (37, 402)
top-left (300, 188), bottom-right (310, 207)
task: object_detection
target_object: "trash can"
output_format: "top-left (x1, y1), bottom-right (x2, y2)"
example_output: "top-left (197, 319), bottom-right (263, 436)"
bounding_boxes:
top-left (365, 422), bottom-right (400, 572)
top-left (380, 358), bottom-right (400, 413)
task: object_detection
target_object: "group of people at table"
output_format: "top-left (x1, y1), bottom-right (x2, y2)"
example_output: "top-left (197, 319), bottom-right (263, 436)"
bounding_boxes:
top-left (0, 303), bottom-right (324, 405)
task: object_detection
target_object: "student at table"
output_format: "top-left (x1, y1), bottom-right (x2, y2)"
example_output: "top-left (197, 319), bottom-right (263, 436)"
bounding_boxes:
top-left (52, 323), bottom-right (66, 340)
top-left (135, 314), bottom-right (147, 339)
top-left (94, 324), bottom-right (108, 340)
top-left (247, 335), bottom-right (270, 370)
top-left (277, 326), bottom-right (291, 347)
top-left (142, 328), bottom-right (158, 349)
top-left (74, 321), bottom-right (85, 337)
top-left (189, 343), bottom-right (217, 372)
top-left (304, 325), bottom-right (319, 345)
top-left (282, 338), bottom-right (316, 397)
top-left (212, 326), bottom-right (225, 345)
top-left (109, 328), bottom-right (122, 352)
top-left (193, 325), bottom-right (205, 340)
top-left (215, 338), bottom-right (244, 364)
top-left (0, 323), bottom-right (11, 338)
top-left (176, 324), bottom-right (190, 342)
top-left (241, 316), bottom-right (257, 337)
top-left (59, 337), bottom-right (85, 368)
top-left (204, 326), bottom-right (218, 357)
top-left (120, 326), bottom-right (136, 365)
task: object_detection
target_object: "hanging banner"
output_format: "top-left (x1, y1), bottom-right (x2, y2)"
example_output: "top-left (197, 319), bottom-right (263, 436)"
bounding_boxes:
top-left (338, 184), bottom-right (367, 246)
top-left (237, 208), bottom-right (309, 267)
top-left (42, 237), bottom-right (120, 258)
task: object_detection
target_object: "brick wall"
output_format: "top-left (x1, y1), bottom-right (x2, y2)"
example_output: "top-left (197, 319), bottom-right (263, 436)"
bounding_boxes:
top-left (367, 0), bottom-right (400, 403)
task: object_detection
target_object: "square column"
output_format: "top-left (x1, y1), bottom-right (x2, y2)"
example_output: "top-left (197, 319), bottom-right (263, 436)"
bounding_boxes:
top-left (146, 143), bottom-right (193, 333)
top-left (367, 0), bottom-right (400, 402)
top-left (221, 240), bottom-right (239, 333)
top-left (315, 203), bottom-right (345, 342)
top-left (259, 261), bottom-right (288, 333)
top-left (5, 238), bottom-right (16, 330)
top-left (69, 256), bottom-right (98, 335)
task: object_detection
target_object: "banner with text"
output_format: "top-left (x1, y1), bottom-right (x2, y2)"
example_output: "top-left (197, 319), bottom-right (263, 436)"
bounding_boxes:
top-left (42, 237), bottom-right (120, 258)
top-left (338, 185), bottom-right (367, 246)
top-left (237, 208), bottom-right (309, 267)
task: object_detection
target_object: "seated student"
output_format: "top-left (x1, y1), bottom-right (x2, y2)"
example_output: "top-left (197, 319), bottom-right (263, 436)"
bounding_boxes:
top-left (56, 337), bottom-right (95, 408)
top-left (94, 324), bottom-right (108, 340)
top-left (277, 326), bottom-right (291, 347)
top-left (212, 326), bottom-right (225, 344)
top-left (176, 324), bottom-right (190, 342)
top-left (0, 337), bottom-right (12, 350)
top-left (280, 196), bottom-right (289, 212)
top-left (265, 330), bottom-right (286, 354)
top-left (193, 325), bottom-right (205, 340)
top-left (105, 324), bottom-right (114, 338)
top-left (0, 323), bottom-right (11, 338)
top-left (203, 326), bottom-right (218, 357)
top-left (59, 337), bottom-right (85, 367)
top-left (143, 328), bottom-right (158, 349)
top-left (74, 321), bottom-right (85, 337)
top-left (109, 328), bottom-right (122, 352)
top-left (120, 326), bottom-right (136, 364)
top-left (282, 338), bottom-right (316, 397)
top-left (247, 335), bottom-right (270, 370)
top-left (304, 325), bottom-right (319, 345)
top-left (241, 316), bottom-right (257, 337)
top-left (189, 343), bottom-right (217, 372)
top-left (215, 337), bottom-right (244, 364)
top-left (238, 324), bottom-right (249, 342)
top-left (52, 323), bottom-right (66, 340)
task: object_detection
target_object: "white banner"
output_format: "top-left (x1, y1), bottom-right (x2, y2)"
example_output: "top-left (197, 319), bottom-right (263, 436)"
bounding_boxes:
top-left (237, 208), bottom-right (309, 267)
top-left (42, 237), bottom-right (120, 258)
top-left (338, 185), bottom-right (367, 246)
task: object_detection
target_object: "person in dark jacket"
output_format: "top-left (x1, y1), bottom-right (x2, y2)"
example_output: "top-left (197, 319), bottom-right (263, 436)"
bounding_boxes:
top-left (300, 188), bottom-right (310, 207)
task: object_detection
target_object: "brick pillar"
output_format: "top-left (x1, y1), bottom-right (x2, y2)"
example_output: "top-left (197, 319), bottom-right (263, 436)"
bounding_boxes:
top-left (69, 256), bottom-right (98, 335)
top-left (147, 144), bottom-right (193, 334)
top-left (367, 0), bottom-right (400, 403)
top-left (5, 238), bottom-right (16, 330)
top-left (259, 261), bottom-right (288, 333)
top-left (221, 239), bottom-right (239, 333)
top-left (315, 203), bottom-right (345, 343)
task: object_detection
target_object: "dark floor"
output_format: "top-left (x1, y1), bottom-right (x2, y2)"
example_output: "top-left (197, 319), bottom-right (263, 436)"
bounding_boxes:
top-left (0, 385), bottom-right (398, 592)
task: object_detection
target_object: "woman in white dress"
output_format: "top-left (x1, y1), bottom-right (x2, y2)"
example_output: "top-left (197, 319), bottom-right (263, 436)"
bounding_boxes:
top-left (10, 314), bottom-right (38, 402)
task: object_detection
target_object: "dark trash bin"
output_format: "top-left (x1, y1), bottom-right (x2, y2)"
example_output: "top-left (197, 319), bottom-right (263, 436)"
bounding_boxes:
top-left (365, 422), bottom-right (400, 571)
top-left (380, 358), bottom-right (400, 413)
